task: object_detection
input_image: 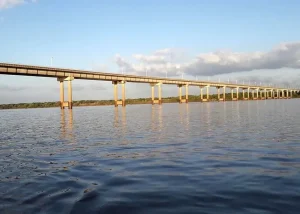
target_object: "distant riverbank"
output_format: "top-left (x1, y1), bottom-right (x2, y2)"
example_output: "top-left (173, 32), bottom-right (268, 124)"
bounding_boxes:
top-left (1, 93), bottom-right (299, 110)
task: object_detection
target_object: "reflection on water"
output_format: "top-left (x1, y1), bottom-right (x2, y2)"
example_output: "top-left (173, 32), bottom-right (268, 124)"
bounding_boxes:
top-left (60, 109), bottom-right (74, 143)
top-left (1, 100), bottom-right (300, 214)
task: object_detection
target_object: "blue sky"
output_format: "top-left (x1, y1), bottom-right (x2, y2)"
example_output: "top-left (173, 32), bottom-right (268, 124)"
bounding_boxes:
top-left (0, 0), bottom-right (300, 103)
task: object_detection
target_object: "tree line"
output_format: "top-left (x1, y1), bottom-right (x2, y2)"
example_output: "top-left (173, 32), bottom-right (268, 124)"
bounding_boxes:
top-left (0, 92), bottom-right (299, 110)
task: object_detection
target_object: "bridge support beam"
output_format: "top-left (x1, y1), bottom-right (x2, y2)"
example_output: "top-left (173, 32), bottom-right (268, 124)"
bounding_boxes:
top-left (279, 90), bottom-right (282, 99)
top-left (281, 90), bottom-right (285, 99)
top-left (260, 89), bottom-right (266, 100)
top-left (178, 84), bottom-right (188, 103)
top-left (287, 90), bottom-right (291, 99)
top-left (275, 89), bottom-right (279, 99)
top-left (268, 90), bottom-right (272, 99)
top-left (247, 88), bottom-right (250, 100)
top-left (113, 80), bottom-right (126, 107)
top-left (242, 88), bottom-right (250, 100)
top-left (60, 80), bottom-right (64, 109)
top-left (58, 76), bottom-right (74, 109)
top-left (151, 83), bottom-right (162, 105)
top-left (200, 85), bottom-right (209, 102)
top-left (216, 86), bottom-right (225, 101)
top-left (252, 88), bottom-right (259, 100)
top-left (231, 87), bottom-right (238, 101)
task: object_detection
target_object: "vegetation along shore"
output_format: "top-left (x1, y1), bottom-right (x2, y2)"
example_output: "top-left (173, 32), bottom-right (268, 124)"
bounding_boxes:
top-left (1, 92), bottom-right (299, 110)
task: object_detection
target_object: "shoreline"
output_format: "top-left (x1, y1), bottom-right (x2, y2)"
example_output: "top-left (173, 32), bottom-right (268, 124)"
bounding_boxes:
top-left (0, 95), bottom-right (299, 110)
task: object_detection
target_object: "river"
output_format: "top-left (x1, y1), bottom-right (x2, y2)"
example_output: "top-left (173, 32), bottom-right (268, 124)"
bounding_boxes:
top-left (1, 100), bottom-right (300, 214)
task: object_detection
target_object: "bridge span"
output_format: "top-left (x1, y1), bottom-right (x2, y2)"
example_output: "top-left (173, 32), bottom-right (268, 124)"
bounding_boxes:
top-left (0, 63), bottom-right (299, 109)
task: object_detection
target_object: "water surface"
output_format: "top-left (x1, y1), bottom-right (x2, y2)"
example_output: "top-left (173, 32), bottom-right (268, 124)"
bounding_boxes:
top-left (1, 100), bottom-right (300, 214)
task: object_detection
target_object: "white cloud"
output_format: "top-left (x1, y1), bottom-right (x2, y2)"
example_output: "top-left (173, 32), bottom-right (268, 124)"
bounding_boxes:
top-left (115, 42), bottom-right (300, 78)
top-left (0, 0), bottom-right (36, 10)
top-left (184, 42), bottom-right (300, 76)
top-left (133, 54), bottom-right (166, 64)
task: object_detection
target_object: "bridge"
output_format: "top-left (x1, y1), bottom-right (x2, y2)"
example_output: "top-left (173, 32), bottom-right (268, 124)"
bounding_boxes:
top-left (0, 63), bottom-right (299, 109)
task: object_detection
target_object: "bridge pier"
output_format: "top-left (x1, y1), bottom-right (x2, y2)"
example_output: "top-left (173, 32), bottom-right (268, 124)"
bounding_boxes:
top-left (113, 80), bottom-right (126, 107)
top-left (252, 88), bottom-right (258, 100)
top-left (287, 90), bottom-right (291, 99)
top-left (259, 89), bottom-right (265, 100)
top-left (281, 89), bottom-right (285, 99)
top-left (59, 80), bottom-right (64, 109)
top-left (263, 89), bottom-right (266, 99)
top-left (268, 90), bottom-right (272, 99)
top-left (247, 88), bottom-right (250, 100)
top-left (200, 85), bottom-right (209, 102)
top-left (274, 89), bottom-right (279, 99)
top-left (242, 88), bottom-right (250, 100)
top-left (231, 87), bottom-right (238, 101)
top-left (58, 76), bottom-right (74, 109)
top-left (151, 83), bottom-right (162, 105)
top-left (216, 86), bottom-right (225, 101)
top-left (178, 84), bottom-right (188, 103)
top-left (278, 90), bottom-right (282, 99)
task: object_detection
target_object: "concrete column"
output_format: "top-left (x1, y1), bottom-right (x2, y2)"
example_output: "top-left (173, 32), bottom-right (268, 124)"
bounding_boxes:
top-left (150, 83), bottom-right (162, 105)
top-left (217, 87), bottom-right (220, 100)
top-left (185, 84), bottom-right (189, 103)
top-left (206, 86), bottom-right (210, 100)
top-left (113, 82), bottom-right (118, 107)
top-left (178, 85), bottom-right (182, 103)
top-left (287, 90), bottom-right (289, 98)
top-left (58, 76), bottom-right (74, 109)
top-left (200, 87), bottom-right (203, 100)
top-left (257, 88), bottom-right (259, 99)
top-left (60, 81), bottom-right (64, 109)
top-left (158, 83), bottom-right (162, 104)
top-left (277, 89), bottom-right (279, 98)
top-left (122, 81), bottom-right (126, 106)
top-left (231, 88), bottom-right (233, 100)
top-left (151, 85), bottom-right (154, 104)
top-left (236, 87), bottom-right (239, 100)
top-left (68, 79), bottom-right (72, 109)
top-left (223, 86), bottom-right (226, 101)
top-left (247, 88), bottom-right (250, 99)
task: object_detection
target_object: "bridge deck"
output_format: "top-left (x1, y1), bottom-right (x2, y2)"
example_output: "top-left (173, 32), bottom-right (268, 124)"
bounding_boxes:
top-left (0, 63), bottom-right (295, 91)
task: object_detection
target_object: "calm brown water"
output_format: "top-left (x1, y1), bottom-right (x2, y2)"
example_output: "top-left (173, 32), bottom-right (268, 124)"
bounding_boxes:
top-left (1, 100), bottom-right (300, 214)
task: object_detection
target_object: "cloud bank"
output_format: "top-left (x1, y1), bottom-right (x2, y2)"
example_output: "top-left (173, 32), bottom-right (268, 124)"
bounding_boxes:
top-left (0, 0), bottom-right (36, 10)
top-left (115, 42), bottom-right (300, 77)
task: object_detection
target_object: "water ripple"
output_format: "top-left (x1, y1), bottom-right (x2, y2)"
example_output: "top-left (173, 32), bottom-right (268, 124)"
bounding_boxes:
top-left (1, 100), bottom-right (300, 213)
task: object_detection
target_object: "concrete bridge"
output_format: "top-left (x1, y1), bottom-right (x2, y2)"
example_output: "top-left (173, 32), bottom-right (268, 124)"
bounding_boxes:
top-left (0, 63), bottom-right (299, 109)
